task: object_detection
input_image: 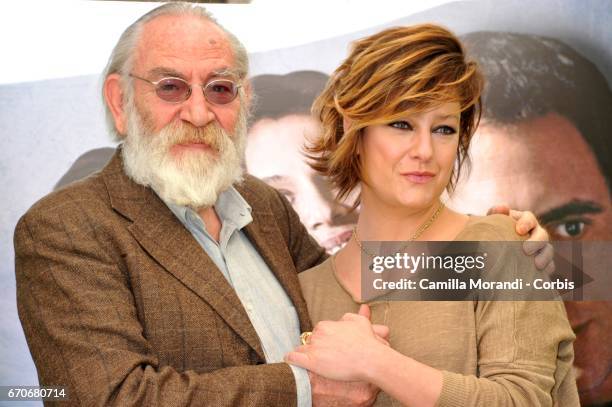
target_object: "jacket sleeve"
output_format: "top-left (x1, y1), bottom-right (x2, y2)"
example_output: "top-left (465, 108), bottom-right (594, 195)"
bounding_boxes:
top-left (270, 187), bottom-right (328, 273)
top-left (14, 210), bottom-right (299, 407)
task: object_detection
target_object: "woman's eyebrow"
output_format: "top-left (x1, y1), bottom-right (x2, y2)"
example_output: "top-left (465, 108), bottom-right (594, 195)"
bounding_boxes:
top-left (435, 114), bottom-right (460, 120)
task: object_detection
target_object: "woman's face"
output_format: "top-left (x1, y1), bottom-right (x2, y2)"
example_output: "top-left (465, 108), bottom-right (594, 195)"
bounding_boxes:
top-left (359, 102), bottom-right (461, 211)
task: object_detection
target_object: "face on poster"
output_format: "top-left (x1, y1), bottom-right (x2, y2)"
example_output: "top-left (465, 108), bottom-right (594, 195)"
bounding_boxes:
top-left (2, 1), bottom-right (611, 405)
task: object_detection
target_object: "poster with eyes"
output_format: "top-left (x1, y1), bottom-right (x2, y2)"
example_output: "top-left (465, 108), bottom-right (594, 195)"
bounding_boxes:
top-left (0, 0), bottom-right (610, 405)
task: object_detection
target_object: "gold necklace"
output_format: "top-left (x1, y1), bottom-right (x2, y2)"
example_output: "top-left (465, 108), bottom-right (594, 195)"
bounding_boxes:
top-left (353, 201), bottom-right (445, 258)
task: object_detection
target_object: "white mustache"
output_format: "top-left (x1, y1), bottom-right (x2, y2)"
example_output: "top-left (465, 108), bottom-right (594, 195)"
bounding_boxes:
top-left (155, 120), bottom-right (227, 153)
top-left (121, 101), bottom-right (248, 209)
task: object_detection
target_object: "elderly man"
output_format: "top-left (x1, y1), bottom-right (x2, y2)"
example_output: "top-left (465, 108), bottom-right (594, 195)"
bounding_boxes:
top-left (14, 3), bottom-right (550, 406)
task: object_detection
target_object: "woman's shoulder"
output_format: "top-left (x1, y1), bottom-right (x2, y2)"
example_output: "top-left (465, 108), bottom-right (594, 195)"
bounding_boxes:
top-left (299, 257), bottom-right (335, 287)
top-left (457, 214), bottom-right (525, 241)
top-left (299, 256), bottom-right (358, 323)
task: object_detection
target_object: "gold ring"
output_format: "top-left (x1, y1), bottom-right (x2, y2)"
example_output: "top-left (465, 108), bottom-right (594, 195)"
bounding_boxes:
top-left (300, 331), bottom-right (312, 345)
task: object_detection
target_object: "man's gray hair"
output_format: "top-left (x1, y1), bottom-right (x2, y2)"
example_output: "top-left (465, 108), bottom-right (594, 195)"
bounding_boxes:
top-left (102, 2), bottom-right (249, 139)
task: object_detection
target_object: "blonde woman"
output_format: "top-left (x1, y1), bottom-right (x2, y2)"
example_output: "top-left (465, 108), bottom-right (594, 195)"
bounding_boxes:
top-left (286, 25), bottom-right (578, 406)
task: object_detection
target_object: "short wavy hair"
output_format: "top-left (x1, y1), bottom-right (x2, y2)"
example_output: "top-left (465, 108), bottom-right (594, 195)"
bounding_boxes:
top-left (308, 24), bottom-right (484, 206)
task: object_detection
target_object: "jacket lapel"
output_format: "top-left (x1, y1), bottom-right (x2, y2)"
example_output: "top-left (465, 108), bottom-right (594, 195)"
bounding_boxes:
top-left (102, 151), bottom-right (266, 360)
top-left (237, 180), bottom-right (313, 332)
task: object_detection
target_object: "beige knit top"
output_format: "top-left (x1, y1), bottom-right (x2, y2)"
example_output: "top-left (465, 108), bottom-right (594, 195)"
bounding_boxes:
top-left (299, 215), bottom-right (579, 406)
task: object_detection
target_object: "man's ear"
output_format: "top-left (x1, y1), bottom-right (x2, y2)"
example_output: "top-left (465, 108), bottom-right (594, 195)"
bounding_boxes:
top-left (104, 73), bottom-right (128, 137)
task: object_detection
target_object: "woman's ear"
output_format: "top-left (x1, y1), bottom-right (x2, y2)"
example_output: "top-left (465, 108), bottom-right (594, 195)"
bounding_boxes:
top-left (104, 73), bottom-right (128, 137)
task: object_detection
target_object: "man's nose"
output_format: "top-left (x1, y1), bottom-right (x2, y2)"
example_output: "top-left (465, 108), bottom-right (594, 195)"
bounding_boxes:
top-left (305, 176), bottom-right (356, 230)
top-left (178, 85), bottom-right (215, 128)
top-left (305, 197), bottom-right (353, 231)
top-left (303, 196), bottom-right (333, 231)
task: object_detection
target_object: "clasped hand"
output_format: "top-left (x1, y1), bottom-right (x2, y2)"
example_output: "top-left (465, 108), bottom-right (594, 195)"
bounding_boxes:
top-left (286, 304), bottom-right (389, 382)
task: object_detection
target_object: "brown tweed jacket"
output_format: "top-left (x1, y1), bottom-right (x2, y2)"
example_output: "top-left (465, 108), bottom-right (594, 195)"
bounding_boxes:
top-left (14, 150), bottom-right (327, 406)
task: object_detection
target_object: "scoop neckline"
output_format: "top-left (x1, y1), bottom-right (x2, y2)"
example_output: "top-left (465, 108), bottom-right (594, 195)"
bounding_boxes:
top-left (330, 214), bottom-right (480, 304)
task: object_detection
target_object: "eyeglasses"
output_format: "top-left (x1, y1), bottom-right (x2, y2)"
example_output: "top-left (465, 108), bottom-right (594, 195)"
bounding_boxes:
top-left (129, 74), bottom-right (241, 105)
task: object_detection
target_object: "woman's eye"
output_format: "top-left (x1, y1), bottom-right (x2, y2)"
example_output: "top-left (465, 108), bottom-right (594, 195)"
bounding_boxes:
top-left (549, 220), bottom-right (588, 239)
top-left (433, 126), bottom-right (457, 135)
top-left (389, 121), bottom-right (412, 130)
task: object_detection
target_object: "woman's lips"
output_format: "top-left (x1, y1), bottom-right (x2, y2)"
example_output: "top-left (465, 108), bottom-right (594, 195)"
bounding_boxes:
top-left (402, 171), bottom-right (436, 184)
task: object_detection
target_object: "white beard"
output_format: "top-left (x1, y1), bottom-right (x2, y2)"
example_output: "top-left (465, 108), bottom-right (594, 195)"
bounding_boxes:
top-left (121, 103), bottom-right (247, 209)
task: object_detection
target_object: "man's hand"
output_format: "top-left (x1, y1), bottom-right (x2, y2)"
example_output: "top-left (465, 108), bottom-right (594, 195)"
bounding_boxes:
top-left (487, 205), bottom-right (555, 274)
top-left (287, 306), bottom-right (388, 381)
top-left (289, 306), bottom-right (386, 406)
top-left (309, 372), bottom-right (379, 407)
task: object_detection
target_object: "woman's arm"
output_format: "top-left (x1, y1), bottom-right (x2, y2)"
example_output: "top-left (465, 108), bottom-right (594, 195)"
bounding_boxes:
top-left (361, 337), bottom-right (444, 406)
top-left (285, 307), bottom-right (443, 406)
top-left (287, 299), bottom-right (576, 407)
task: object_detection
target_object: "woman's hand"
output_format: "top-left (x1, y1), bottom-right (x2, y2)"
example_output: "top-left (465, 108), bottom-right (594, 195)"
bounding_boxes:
top-left (488, 205), bottom-right (555, 274)
top-left (285, 305), bottom-right (389, 382)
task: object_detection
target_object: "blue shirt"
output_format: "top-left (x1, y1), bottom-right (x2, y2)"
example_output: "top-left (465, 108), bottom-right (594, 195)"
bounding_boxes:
top-left (165, 187), bottom-right (311, 406)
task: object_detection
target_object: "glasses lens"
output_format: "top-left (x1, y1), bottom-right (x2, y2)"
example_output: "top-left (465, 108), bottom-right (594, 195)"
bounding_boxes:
top-left (204, 79), bottom-right (238, 105)
top-left (155, 78), bottom-right (190, 102)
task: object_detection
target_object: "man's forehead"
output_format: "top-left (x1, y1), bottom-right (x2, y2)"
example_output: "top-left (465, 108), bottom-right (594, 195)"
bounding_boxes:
top-left (141, 14), bottom-right (227, 42)
top-left (134, 14), bottom-right (233, 69)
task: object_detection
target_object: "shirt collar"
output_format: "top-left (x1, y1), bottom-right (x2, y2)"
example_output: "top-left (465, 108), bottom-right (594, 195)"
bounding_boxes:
top-left (163, 186), bottom-right (253, 231)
